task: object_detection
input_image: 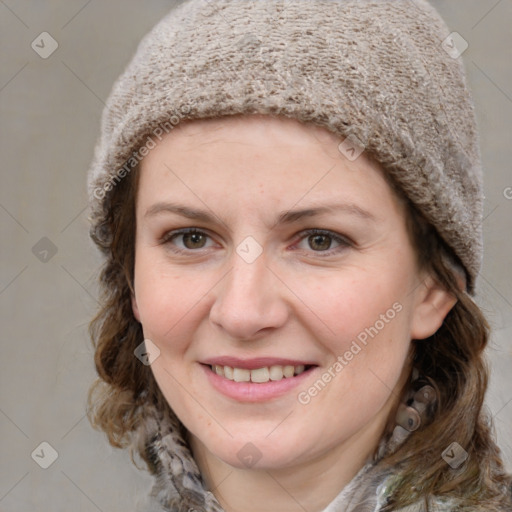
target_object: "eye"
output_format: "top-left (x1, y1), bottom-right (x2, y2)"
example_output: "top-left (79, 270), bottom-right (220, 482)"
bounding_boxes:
top-left (160, 228), bottom-right (216, 252)
top-left (294, 229), bottom-right (352, 255)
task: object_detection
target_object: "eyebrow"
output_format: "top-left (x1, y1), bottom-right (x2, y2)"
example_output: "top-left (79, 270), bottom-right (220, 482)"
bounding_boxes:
top-left (144, 201), bottom-right (377, 227)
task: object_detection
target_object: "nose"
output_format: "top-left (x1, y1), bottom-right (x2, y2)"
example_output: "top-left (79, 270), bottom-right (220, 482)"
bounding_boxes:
top-left (209, 251), bottom-right (289, 341)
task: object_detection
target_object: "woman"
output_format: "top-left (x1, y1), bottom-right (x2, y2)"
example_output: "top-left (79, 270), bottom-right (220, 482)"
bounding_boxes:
top-left (86, 1), bottom-right (512, 510)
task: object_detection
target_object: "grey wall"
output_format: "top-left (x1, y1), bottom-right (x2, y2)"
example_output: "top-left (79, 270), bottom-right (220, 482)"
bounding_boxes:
top-left (1, 1), bottom-right (511, 510)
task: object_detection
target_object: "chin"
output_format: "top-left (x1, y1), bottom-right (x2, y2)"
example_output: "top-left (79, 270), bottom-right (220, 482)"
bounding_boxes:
top-left (196, 427), bottom-right (314, 470)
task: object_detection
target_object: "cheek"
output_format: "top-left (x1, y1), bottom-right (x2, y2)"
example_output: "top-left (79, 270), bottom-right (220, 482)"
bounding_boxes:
top-left (293, 276), bottom-right (413, 435)
top-left (292, 262), bottom-right (415, 392)
top-left (133, 255), bottom-right (208, 353)
top-left (302, 268), bottom-right (411, 341)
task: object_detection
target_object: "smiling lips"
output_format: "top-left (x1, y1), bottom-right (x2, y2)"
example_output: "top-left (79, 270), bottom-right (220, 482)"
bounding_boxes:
top-left (211, 364), bottom-right (308, 383)
top-left (202, 357), bottom-right (316, 384)
top-left (201, 358), bottom-right (317, 402)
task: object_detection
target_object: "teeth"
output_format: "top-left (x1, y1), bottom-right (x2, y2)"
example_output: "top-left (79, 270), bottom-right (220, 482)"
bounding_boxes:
top-left (294, 365), bottom-right (305, 375)
top-left (283, 365), bottom-right (295, 378)
top-left (269, 365), bottom-right (283, 381)
top-left (211, 364), bottom-right (309, 383)
top-left (250, 367), bottom-right (270, 383)
top-left (233, 368), bottom-right (251, 382)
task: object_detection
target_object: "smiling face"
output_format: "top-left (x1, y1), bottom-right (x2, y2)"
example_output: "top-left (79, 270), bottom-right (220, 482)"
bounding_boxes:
top-left (131, 114), bottom-right (453, 474)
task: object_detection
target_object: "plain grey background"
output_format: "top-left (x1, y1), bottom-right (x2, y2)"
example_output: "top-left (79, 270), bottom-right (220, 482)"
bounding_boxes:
top-left (1, 1), bottom-right (511, 510)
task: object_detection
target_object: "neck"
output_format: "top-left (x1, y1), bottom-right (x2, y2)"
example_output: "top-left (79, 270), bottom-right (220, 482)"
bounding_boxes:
top-left (188, 416), bottom-right (389, 512)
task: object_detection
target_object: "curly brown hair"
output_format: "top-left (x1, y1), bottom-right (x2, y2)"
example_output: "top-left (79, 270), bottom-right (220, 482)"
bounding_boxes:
top-left (86, 136), bottom-right (512, 510)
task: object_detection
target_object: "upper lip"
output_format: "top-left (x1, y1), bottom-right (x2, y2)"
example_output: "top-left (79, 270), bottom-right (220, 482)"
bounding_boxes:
top-left (201, 357), bottom-right (317, 370)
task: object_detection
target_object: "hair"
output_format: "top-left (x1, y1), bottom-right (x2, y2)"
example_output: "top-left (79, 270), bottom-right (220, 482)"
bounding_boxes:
top-left (87, 133), bottom-right (512, 511)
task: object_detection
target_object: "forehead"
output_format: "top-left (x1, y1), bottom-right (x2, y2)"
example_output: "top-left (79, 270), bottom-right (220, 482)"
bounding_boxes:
top-left (137, 114), bottom-right (404, 221)
top-left (141, 114), bottom-right (379, 177)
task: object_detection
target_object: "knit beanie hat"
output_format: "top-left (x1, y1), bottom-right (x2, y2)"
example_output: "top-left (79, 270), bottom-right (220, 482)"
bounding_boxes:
top-left (87, 0), bottom-right (484, 293)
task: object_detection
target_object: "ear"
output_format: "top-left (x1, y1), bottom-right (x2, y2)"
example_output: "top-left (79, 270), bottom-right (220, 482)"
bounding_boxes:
top-left (131, 292), bottom-right (141, 323)
top-left (410, 274), bottom-right (458, 340)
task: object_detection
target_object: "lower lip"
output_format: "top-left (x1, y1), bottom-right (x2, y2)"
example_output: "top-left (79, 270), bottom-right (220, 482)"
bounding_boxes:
top-left (201, 364), bottom-right (316, 403)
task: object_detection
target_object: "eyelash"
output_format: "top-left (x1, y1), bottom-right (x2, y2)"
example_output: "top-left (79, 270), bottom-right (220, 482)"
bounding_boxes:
top-left (159, 227), bottom-right (353, 257)
top-left (296, 229), bottom-right (354, 257)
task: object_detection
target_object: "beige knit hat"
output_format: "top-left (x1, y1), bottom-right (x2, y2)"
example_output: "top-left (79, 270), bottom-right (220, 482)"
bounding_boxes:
top-left (88, 0), bottom-right (484, 293)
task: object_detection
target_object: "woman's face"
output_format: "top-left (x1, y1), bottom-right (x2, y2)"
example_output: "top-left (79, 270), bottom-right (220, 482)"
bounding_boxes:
top-left (132, 114), bottom-right (443, 471)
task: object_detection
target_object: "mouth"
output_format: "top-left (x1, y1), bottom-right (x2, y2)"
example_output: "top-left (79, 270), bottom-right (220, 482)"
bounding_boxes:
top-left (207, 363), bottom-right (315, 383)
top-left (200, 358), bottom-right (318, 402)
